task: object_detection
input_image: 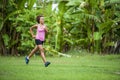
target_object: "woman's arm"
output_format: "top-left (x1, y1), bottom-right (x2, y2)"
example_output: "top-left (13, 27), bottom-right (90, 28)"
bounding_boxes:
top-left (45, 26), bottom-right (48, 33)
top-left (30, 25), bottom-right (37, 38)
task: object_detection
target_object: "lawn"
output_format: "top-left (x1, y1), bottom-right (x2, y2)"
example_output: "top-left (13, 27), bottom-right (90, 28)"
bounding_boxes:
top-left (0, 54), bottom-right (120, 80)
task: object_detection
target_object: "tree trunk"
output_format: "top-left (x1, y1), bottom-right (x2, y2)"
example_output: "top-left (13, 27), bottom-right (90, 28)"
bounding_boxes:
top-left (0, 32), bottom-right (7, 55)
top-left (55, 24), bottom-right (62, 51)
top-left (10, 28), bottom-right (19, 56)
top-left (55, 16), bottom-right (64, 52)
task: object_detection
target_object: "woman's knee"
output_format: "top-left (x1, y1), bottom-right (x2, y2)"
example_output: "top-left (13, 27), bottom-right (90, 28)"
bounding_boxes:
top-left (39, 47), bottom-right (44, 52)
top-left (40, 48), bottom-right (44, 52)
top-left (38, 45), bottom-right (44, 52)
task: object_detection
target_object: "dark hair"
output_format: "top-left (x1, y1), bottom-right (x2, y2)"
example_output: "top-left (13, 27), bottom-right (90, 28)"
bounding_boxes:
top-left (36, 15), bottom-right (43, 23)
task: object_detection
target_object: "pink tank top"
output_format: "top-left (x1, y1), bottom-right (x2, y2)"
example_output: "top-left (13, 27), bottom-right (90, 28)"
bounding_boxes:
top-left (35, 24), bottom-right (46, 41)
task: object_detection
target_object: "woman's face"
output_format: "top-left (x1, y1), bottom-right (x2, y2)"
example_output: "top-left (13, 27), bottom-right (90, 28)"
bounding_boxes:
top-left (39, 17), bottom-right (44, 24)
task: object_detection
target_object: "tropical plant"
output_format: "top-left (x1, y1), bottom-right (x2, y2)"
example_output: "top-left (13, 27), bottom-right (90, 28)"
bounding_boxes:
top-left (0, 0), bottom-right (36, 55)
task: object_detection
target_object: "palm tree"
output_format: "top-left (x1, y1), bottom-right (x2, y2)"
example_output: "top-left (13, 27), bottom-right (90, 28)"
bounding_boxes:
top-left (65, 0), bottom-right (120, 54)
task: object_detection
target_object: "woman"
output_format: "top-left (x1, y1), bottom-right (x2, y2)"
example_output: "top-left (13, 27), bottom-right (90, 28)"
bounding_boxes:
top-left (25, 15), bottom-right (50, 67)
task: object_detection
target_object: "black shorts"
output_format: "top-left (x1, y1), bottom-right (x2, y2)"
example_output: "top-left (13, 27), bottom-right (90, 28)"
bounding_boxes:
top-left (35, 39), bottom-right (44, 45)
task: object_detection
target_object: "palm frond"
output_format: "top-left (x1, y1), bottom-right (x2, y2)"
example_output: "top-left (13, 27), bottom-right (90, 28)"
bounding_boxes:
top-left (0, 10), bottom-right (21, 31)
top-left (105, 0), bottom-right (120, 6)
top-left (81, 13), bottom-right (101, 22)
top-left (63, 38), bottom-right (74, 45)
top-left (27, 0), bottom-right (36, 9)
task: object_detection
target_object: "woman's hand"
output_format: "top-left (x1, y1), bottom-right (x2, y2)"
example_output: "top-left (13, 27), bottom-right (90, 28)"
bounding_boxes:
top-left (32, 35), bottom-right (36, 39)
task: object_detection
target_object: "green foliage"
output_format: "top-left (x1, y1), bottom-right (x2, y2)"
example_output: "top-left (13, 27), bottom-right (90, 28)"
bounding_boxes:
top-left (65, 0), bottom-right (120, 53)
top-left (2, 34), bottom-right (10, 48)
top-left (16, 0), bottom-right (27, 9)
top-left (0, 10), bottom-right (21, 31)
top-left (93, 32), bottom-right (102, 40)
top-left (27, 0), bottom-right (36, 9)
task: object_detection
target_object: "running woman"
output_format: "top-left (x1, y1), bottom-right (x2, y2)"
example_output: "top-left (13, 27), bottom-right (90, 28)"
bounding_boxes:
top-left (25, 15), bottom-right (50, 67)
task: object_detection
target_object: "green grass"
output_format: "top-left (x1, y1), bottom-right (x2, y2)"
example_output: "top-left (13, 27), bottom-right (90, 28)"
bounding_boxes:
top-left (0, 55), bottom-right (120, 80)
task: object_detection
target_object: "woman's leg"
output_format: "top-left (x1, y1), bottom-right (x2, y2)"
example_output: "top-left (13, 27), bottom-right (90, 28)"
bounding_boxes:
top-left (28, 46), bottom-right (39, 58)
top-left (37, 45), bottom-right (46, 63)
top-left (25, 46), bottom-right (39, 64)
top-left (37, 45), bottom-right (50, 67)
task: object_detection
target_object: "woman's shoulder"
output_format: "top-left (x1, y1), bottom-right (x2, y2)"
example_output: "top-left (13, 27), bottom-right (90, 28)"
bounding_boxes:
top-left (43, 24), bottom-right (47, 28)
top-left (33, 24), bottom-right (39, 28)
top-left (35, 24), bottom-right (39, 26)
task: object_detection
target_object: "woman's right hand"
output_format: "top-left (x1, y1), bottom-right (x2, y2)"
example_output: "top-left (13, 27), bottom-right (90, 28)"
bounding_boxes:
top-left (30, 25), bottom-right (37, 39)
